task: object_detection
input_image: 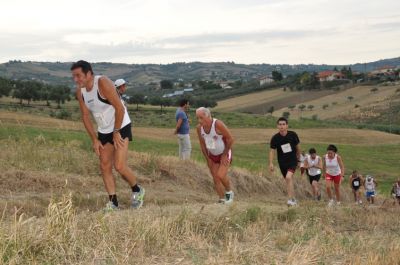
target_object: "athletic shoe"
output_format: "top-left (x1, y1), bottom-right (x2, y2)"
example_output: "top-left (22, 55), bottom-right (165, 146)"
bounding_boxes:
top-left (358, 200), bottom-right (363, 204)
top-left (218, 198), bottom-right (226, 204)
top-left (225, 191), bottom-right (234, 204)
top-left (317, 194), bottom-right (322, 201)
top-left (336, 201), bottom-right (341, 206)
top-left (131, 185), bottom-right (145, 209)
top-left (103, 201), bottom-right (119, 212)
top-left (287, 198), bottom-right (298, 206)
top-left (328, 199), bottom-right (335, 207)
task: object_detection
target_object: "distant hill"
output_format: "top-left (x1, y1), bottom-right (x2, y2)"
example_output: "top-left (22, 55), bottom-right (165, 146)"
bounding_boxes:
top-left (0, 57), bottom-right (399, 89)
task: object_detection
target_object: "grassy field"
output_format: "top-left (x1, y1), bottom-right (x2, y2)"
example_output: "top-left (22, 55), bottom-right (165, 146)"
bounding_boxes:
top-left (276, 84), bottom-right (400, 120)
top-left (1, 119), bottom-right (400, 264)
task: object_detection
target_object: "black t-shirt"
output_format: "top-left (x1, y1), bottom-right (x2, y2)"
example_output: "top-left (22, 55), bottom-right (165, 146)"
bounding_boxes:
top-left (270, 131), bottom-right (300, 166)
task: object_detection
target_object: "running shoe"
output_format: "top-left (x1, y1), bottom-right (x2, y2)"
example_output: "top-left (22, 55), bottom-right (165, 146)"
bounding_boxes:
top-left (225, 191), bottom-right (234, 204)
top-left (131, 185), bottom-right (145, 209)
top-left (317, 194), bottom-right (322, 201)
top-left (328, 199), bottom-right (335, 207)
top-left (218, 198), bottom-right (226, 204)
top-left (103, 201), bottom-right (119, 212)
top-left (287, 198), bottom-right (298, 206)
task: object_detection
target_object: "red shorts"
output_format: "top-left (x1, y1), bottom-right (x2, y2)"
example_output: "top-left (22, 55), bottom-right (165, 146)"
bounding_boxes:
top-left (208, 149), bottom-right (232, 164)
top-left (326, 173), bottom-right (342, 184)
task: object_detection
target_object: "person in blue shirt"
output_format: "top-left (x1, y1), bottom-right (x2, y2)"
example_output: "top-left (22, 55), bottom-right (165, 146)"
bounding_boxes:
top-left (174, 99), bottom-right (191, 160)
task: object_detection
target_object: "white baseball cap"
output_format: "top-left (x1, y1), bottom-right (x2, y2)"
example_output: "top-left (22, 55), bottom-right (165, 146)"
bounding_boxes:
top-left (114, 79), bottom-right (126, 87)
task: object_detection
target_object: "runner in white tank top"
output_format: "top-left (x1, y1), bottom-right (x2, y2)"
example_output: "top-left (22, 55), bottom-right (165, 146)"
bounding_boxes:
top-left (304, 148), bottom-right (322, 201)
top-left (200, 118), bottom-right (227, 156)
top-left (196, 107), bottom-right (234, 204)
top-left (323, 144), bottom-right (345, 207)
top-left (81, 75), bottom-right (130, 134)
top-left (72, 60), bottom-right (144, 211)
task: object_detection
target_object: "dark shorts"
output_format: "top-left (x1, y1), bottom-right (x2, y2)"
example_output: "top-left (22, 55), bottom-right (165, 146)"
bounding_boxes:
top-left (98, 123), bottom-right (132, 145)
top-left (279, 163), bottom-right (297, 178)
top-left (308, 174), bottom-right (321, 184)
top-left (352, 186), bottom-right (361, 191)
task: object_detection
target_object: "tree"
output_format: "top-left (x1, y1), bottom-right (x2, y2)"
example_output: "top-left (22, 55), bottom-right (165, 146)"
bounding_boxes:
top-left (272, 70), bottom-right (283, 82)
top-left (347, 96), bottom-right (354, 101)
top-left (288, 105), bottom-right (296, 111)
top-left (12, 81), bottom-right (40, 105)
top-left (160, 80), bottom-right (173, 90)
top-left (149, 96), bottom-right (172, 113)
top-left (0, 77), bottom-right (13, 97)
top-left (267, 106), bottom-right (274, 114)
top-left (298, 104), bottom-right (306, 111)
top-left (322, 104), bottom-right (329, 110)
top-left (307, 105), bottom-right (314, 111)
top-left (282, 111), bottom-right (290, 119)
top-left (50, 85), bottom-right (71, 108)
top-left (129, 93), bottom-right (146, 110)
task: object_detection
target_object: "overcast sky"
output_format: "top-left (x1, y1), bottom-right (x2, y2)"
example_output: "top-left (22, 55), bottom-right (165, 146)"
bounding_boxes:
top-left (1, 0), bottom-right (399, 65)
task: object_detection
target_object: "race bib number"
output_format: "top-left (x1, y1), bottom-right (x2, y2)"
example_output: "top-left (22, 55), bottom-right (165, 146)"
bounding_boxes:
top-left (205, 137), bottom-right (216, 150)
top-left (353, 181), bottom-right (359, 187)
top-left (281, 143), bottom-right (292, 153)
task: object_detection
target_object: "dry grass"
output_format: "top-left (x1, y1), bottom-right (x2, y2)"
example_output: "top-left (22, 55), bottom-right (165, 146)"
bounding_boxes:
top-left (2, 116), bottom-right (400, 264)
top-left (276, 84), bottom-right (400, 120)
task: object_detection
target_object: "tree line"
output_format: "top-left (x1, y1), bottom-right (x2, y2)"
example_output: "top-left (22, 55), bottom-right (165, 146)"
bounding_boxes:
top-left (0, 77), bottom-right (71, 107)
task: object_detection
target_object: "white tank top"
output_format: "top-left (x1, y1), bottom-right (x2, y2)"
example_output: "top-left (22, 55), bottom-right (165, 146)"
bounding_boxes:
top-left (307, 155), bottom-right (322, 176)
top-left (365, 178), bottom-right (375, 191)
top-left (325, 154), bottom-right (341, 176)
top-left (200, 118), bottom-right (225, 156)
top-left (395, 183), bottom-right (400, 196)
top-left (81, 75), bottom-right (131, 134)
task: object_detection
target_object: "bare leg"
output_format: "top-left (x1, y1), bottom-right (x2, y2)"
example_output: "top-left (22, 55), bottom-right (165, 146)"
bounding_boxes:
top-left (209, 161), bottom-right (226, 199)
top-left (326, 180), bottom-right (333, 200)
top-left (285, 171), bottom-right (295, 198)
top-left (334, 182), bottom-right (341, 202)
top-left (99, 143), bottom-right (116, 195)
top-left (114, 138), bottom-right (137, 186)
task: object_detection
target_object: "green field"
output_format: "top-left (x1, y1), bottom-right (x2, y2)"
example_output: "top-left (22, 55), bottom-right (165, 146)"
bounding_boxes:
top-left (2, 124), bottom-right (398, 195)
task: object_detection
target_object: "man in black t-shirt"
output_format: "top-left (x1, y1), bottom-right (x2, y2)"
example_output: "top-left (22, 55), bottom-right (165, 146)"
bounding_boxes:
top-left (269, 117), bottom-right (301, 206)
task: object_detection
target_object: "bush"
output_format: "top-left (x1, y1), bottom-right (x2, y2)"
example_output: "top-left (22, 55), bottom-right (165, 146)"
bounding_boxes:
top-left (322, 104), bottom-right (329, 110)
top-left (282, 111), bottom-right (290, 119)
top-left (354, 104), bottom-right (360, 108)
top-left (311, 114), bottom-right (318, 120)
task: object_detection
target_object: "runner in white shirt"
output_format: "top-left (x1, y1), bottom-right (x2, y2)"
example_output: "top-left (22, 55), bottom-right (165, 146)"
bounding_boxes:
top-left (304, 148), bottom-right (322, 201)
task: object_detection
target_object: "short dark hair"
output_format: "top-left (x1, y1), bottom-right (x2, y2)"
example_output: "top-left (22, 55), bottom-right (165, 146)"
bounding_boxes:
top-left (309, 148), bottom-right (316, 154)
top-left (179, 99), bottom-right (189, 107)
top-left (277, 117), bottom-right (288, 124)
top-left (327, 144), bottom-right (338, 153)
top-left (70, 60), bottom-right (94, 75)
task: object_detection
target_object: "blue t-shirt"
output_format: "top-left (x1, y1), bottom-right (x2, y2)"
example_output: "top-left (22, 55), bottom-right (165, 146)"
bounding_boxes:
top-left (175, 108), bottom-right (190, 134)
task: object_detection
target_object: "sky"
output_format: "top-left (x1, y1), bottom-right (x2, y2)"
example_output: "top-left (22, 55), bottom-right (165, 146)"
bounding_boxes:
top-left (0, 0), bottom-right (399, 65)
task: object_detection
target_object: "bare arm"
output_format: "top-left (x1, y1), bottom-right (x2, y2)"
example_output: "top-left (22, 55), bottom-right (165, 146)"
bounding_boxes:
top-left (98, 77), bottom-right (125, 131)
top-left (304, 158), bottom-right (309, 169)
top-left (98, 77), bottom-right (126, 149)
top-left (196, 126), bottom-right (211, 165)
top-left (269, 149), bottom-right (275, 172)
top-left (337, 155), bottom-right (345, 177)
top-left (316, 157), bottom-right (323, 169)
top-left (76, 88), bottom-right (103, 156)
top-left (215, 120), bottom-right (234, 156)
top-left (175, 118), bottom-right (183, 134)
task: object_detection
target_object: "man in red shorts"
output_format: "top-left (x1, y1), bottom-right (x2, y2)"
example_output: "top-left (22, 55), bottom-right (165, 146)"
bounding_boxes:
top-left (196, 107), bottom-right (234, 204)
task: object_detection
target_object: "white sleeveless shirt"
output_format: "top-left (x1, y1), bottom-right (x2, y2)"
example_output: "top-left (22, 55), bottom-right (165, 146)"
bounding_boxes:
top-left (200, 118), bottom-right (225, 156)
top-left (365, 177), bottom-right (376, 191)
top-left (81, 75), bottom-right (131, 134)
top-left (307, 155), bottom-right (322, 176)
top-left (325, 154), bottom-right (341, 176)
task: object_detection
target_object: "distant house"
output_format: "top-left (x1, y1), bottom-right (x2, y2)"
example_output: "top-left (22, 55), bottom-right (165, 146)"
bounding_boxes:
top-left (317, 71), bottom-right (345, 82)
top-left (183, 88), bottom-right (194, 92)
top-left (369, 66), bottom-right (397, 78)
top-left (259, 76), bottom-right (274, 86)
top-left (215, 80), bottom-right (231, 89)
